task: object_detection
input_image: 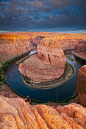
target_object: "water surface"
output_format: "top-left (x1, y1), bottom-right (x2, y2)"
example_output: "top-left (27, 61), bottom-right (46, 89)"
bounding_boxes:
top-left (4, 51), bottom-right (86, 101)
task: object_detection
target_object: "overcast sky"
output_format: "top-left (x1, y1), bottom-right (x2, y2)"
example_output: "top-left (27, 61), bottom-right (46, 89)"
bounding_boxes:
top-left (0, 0), bottom-right (86, 32)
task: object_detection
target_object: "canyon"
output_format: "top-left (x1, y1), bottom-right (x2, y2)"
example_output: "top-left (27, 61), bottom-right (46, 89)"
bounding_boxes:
top-left (0, 32), bottom-right (86, 64)
top-left (0, 32), bottom-right (86, 128)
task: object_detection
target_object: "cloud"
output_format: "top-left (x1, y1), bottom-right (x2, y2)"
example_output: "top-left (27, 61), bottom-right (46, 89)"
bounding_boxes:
top-left (0, 0), bottom-right (86, 32)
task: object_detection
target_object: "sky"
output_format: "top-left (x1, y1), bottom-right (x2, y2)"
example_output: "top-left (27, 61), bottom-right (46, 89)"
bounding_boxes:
top-left (0, 0), bottom-right (86, 33)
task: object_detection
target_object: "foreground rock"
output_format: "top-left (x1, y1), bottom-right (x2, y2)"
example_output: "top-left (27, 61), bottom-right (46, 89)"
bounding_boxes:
top-left (77, 65), bottom-right (86, 106)
top-left (19, 39), bottom-right (66, 83)
top-left (0, 95), bottom-right (86, 129)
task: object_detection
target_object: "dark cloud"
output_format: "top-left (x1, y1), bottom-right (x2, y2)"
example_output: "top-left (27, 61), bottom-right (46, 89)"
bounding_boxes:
top-left (0, 0), bottom-right (86, 32)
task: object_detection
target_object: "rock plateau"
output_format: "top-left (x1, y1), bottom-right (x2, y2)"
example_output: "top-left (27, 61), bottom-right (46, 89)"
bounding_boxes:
top-left (19, 38), bottom-right (66, 83)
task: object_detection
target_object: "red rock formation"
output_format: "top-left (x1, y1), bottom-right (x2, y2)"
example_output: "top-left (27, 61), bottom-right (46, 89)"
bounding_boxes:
top-left (77, 65), bottom-right (86, 106)
top-left (1, 32), bottom-right (86, 64)
top-left (0, 95), bottom-right (86, 129)
top-left (19, 38), bottom-right (66, 83)
top-left (56, 103), bottom-right (86, 129)
top-left (37, 38), bottom-right (66, 69)
top-left (19, 54), bottom-right (64, 82)
top-left (0, 34), bottom-right (35, 63)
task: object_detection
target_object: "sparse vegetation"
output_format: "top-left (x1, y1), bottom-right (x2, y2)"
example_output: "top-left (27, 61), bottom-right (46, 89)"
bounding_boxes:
top-left (71, 51), bottom-right (86, 61)
top-left (23, 62), bottom-right (75, 89)
top-left (66, 55), bottom-right (74, 62)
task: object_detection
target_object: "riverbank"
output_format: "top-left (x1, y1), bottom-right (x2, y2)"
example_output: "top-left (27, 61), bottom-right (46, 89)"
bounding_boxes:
top-left (66, 55), bottom-right (74, 62)
top-left (0, 48), bottom-right (78, 105)
top-left (0, 48), bottom-right (37, 98)
top-left (71, 51), bottom-right (86, 61)
top-left (22, 62), bottom-right (74, 89)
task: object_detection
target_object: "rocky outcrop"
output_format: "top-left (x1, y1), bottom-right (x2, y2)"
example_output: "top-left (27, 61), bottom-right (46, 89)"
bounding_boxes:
top-left (77, 65), bottom-right (86, 106)
top-left (19, 39), bottom-right (66, 83)
top-left (56, 103), bottom-right (86, 129)
top-left (37, 38), bottom-right (66, 68)
top-left (0, 95), bottom-right (86, 129)
top-left (30, 36), bottom-right (44, 46)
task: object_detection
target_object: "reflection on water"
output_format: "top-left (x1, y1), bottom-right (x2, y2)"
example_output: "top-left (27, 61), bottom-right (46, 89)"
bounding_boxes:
top-left (4, 50), bottom-right (86, 102)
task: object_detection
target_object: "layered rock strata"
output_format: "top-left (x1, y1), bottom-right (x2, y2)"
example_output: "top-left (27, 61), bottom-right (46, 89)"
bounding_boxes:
top-left (1, 32), bottom-right (86, 64)
top-left (19, 39), bottom-right (66, 83)
top-left (37, 38), bottom-right (66, 68)
top-left (0, 34), bottom-right (34, 63)
top-left (73, 41), bottom-right (86, 59)
top-left (0, 95), bottom-right (86, 129)
top-left (77, 65), bottom-right (86, 106)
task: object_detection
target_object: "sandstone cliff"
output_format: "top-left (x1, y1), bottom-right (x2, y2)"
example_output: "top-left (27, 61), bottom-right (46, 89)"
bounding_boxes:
top-left (0, 95), bottom-right (86, 129)
top-left (19, 38), bottom-right (66, 83)
top-left (77, 65), bottom-right (86, 106)
top-left (73, 41), bottom-right (86, 59)
top-left (0, 34), bottom-right (34, 64)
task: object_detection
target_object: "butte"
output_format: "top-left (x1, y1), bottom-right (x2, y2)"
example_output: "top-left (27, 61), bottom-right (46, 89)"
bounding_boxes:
top-left (18, 38), bottom-right (66, 83)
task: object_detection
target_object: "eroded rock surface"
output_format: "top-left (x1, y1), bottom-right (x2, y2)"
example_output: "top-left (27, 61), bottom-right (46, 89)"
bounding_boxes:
top-left (37, 38), bottom-right (66, 68)
top-left (77, 65), bottom-right (86, 106)
top-left (73, 41), bottom-right (86, 59)
top-left (0, 95), bottom-right (86, 129)
top-left (0, 34), bottom-right (34, 63)
top-left (19, 39), bottom-right (66, 83)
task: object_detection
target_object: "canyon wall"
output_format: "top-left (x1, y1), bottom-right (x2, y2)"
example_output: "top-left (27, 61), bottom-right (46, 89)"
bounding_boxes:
top-left (77, 65), bottom-right (86, 106)
top-left (1, 32), bottom-right (86, 63)
top-left (0, 34), bottom-right (34, 64)
top-left (0, 95), bottom-right (86, 129)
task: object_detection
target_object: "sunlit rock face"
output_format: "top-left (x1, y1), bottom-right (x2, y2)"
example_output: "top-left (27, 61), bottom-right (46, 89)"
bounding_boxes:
top-left (36, 38), bottom-right (66, 69)
top-left (19, 38), bottom-right (66, 83)
top-left (0, 34), bottom-right (34, 63)
top-left (0, 95), bottom-right (86, 129)
top-left (77, 65), bottom-right (86, 106)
